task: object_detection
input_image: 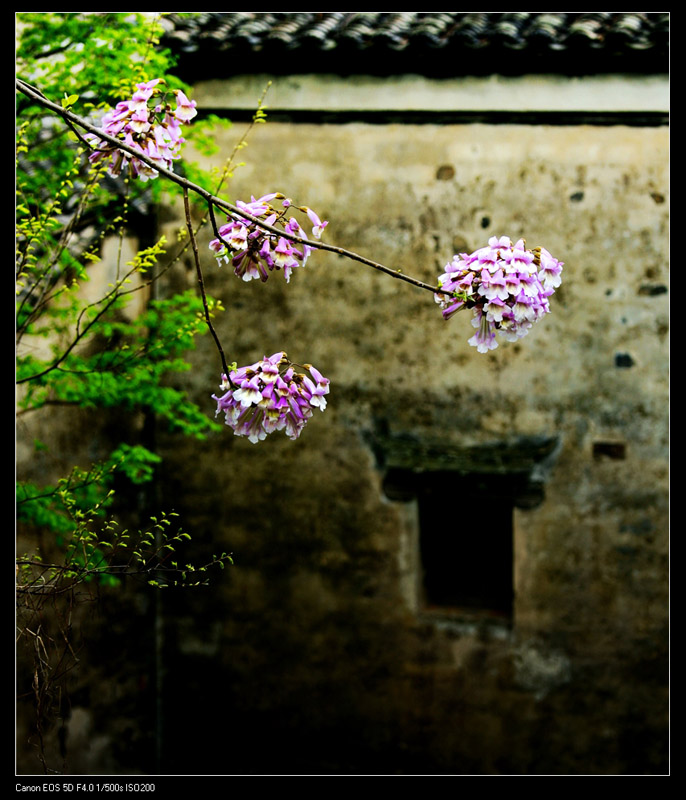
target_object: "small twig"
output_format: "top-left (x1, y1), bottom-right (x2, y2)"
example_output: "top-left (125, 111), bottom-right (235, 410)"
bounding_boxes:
top-left (16, 287), bottom-right (123, 385)
top-left (182, 189), bottom-right (234, 384)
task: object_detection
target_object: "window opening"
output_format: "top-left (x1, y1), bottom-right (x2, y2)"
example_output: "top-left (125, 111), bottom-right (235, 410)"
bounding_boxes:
top-left (377, 432), bottom-right (558, 622)
top-left (416, 471), bottom-right (514, 617)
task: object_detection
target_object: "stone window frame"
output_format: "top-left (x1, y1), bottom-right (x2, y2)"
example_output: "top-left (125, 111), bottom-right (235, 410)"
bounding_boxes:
top-left (373, 430), bottom-right (560, 630)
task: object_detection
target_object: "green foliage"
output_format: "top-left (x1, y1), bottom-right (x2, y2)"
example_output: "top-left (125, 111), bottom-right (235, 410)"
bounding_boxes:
top-left (17, 15), bottom-right (173, 216)
top-left (16, 13), bottom-right (228, 228)
top-left (17, 280), bottom-right (223, 439)
top-left (16, 446), bottom-right (162, 542)
top-left (16, 13), bottom-right (176, 98)
top-left (16, 502), bottom-right (233, 593)
top-left (17, 464), bottom-right (116, 540)
top-left (16, 12), bottom-right (231, 592)
top-left (14, 14), bottom-right (252, 775)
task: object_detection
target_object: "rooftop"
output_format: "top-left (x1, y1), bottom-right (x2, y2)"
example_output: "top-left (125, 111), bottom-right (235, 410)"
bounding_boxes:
top-left (161, 12), bottom-right (669, 79)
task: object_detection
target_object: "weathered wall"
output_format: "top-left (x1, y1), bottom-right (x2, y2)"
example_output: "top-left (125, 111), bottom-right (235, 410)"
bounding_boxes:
top-left (16, 74), bottom-right (668, 774)
top-left (150, 118), bottom-right (668, 773)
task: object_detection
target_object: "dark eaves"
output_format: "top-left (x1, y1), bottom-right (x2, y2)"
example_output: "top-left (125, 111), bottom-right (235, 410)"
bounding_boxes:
top-left (160, 12), bottom-right (669, 80)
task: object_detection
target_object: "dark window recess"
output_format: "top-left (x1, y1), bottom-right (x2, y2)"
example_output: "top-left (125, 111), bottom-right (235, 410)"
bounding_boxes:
top-left (376, 431), bottom-right (559, 620)
top-left (418, 472), bottom-right (514, 615)
top-left (383, 468), bottom-right (545, 619)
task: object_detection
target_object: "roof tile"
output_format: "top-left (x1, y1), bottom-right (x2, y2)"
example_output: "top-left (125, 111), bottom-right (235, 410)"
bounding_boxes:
top-left (161, 12), bottom-right (669, 77)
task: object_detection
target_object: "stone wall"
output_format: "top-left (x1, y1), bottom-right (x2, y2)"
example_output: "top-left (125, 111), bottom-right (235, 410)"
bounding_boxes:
top-left (151, 105), bottom-right (668, 773)
top-left (17, 73), bottom-right (669, 775)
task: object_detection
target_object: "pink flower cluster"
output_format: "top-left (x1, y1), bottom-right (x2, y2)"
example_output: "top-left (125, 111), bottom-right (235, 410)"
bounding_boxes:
top-left (434, 236), bottom-right (563, 352)
top-left (86, 79), bottom-right (197, 181)
top-left (212, 352), bottom-right (330, 443)
top-left (209, 194), bottom-right (328, 283)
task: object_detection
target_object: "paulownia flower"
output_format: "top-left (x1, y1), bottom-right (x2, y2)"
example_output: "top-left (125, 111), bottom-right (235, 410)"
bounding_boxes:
top-left (212, 353), bottom-right (330, 443)
top-left (435, 236), bottom-right (563, 352)
top-left (86, 80), bottom-right (197, 181)
top-left (209, 195), bottom-right (328, 283)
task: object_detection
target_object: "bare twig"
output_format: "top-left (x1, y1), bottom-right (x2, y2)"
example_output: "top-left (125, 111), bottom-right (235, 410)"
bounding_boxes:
top-left (182, 189), bottom-right (234, 383)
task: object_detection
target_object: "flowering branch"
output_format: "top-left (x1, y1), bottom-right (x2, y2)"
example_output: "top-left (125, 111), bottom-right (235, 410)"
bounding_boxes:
top-left (16, 76), bottom-right (564, 446)
top-left (15, 78), bottom-right (443, 295)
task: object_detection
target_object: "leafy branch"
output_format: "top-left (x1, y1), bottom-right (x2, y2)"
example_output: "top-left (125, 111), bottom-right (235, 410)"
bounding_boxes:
top-left (16, 510), bottom-right (233, 596)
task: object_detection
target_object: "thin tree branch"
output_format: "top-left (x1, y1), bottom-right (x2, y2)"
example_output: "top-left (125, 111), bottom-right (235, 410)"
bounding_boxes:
top-left (182, 188), bottom-right (234, 384)
top-left (16, 292), bottom-right (121, 385)
top-left (16, 78), bottom-right (449, 297)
